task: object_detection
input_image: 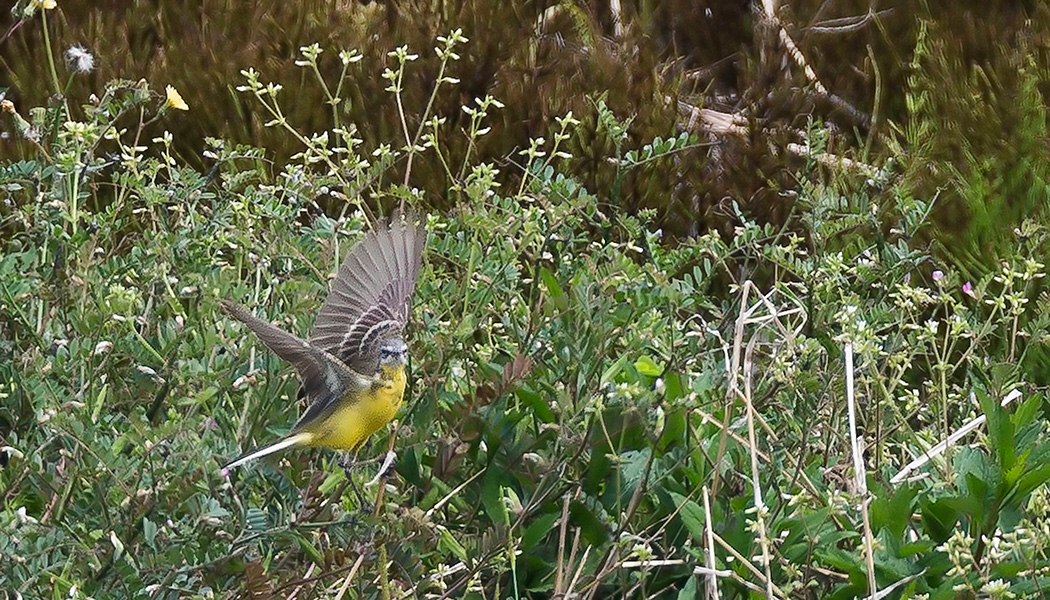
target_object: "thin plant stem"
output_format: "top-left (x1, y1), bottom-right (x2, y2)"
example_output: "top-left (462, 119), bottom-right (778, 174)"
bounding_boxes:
top-left (379, 543), bottom-right (392, 600)
top-left (403, 57), bottom-right (450, 185)
top-left (40, 11), bottom-right (63, 103)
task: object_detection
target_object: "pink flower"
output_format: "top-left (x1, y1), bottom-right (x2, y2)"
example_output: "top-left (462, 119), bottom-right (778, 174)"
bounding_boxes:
top-left (932, 270), bottom-right (944, 282)
top-left (962, 281), bottom-right (975, 298)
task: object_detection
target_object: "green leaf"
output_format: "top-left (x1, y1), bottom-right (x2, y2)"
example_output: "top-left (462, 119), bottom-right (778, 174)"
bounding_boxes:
top-left (142, 517), bottom-right (157, 549)
top-left (979, 387), bottom-right (1016, 471)
top-left (955, 447), bottom-right (998, 494)
top-left (540, 267), bottom-right (567, 311)
top-left (1012, 392), bottom-right (1042, 429)
top-left (899, 540), bottom-right (936, 557)
top-left (658, 408), bottom-right (686, 451)
top-left (517, 388), bottom-right (555, 422)
top-left (318, 469), bottom-right (347, 495)
top-left (621, 449), bottom-right (651, 492)
top-left (92, 383), bottom-right (108, 424)
top-left (870, 483), bottom-right (917, 539)
top-left (634, 355), bottom-right (663, 377)
top-left (668, 491), bottom-right (706, 541)
top-left (294, 531), bottom-right (325, 564)
top-left (663, 372), bottom-right (684, 401)
top-left (921, 499), bottom-right (961, 543)
top-left (246, 508), bottom-right (269, 531)
top-left (437, 525), bottom-right (469, 562)
top-left (817, 531), bottom-right (861, 547)
top-left (676, 575), bottom-right (699, 600)
top-left (601, 354), bottom-right (630, 387)
top-left (1004, 462), bottom-right (1026, 488)
top-left (195, 385), bottom-right (219, 404)
top-left (569, 501), bottom-right (609, 546)
top-left (481, 469), bottom-right (509, 527)
top-left (521, 511), bottom-right (560, 552)
top-left (398, 446), bottom-right (424, 487)
top-left (815, 548), bottom-right (866, 581)
top-left (1010, 463), bottom-right (1050, 506)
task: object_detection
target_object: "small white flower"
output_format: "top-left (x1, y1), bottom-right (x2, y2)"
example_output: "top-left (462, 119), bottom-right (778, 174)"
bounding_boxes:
top-left (981, 579), bottom-right (1014, 599)
top-left (65, 45), bottom-right (95, 73)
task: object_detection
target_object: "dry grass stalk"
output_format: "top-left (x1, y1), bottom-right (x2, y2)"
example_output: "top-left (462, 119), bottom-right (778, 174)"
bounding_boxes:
top-left (675, 99), bottom-right (883, 178)
top-left (333, 554), bottom-right (367, 600)
top-left (424, 468), bottom-right (485, 519)
top-left (702, 485), bottom-right (721, 600)
top-left (707, 281), bottom-right (851, 596)
top-left (286, 563), bottom-right (315, 600)
top-left (890, 389), bottom-right (1023, 484)
top-left (740, 315), bottom-right (774, 598)
top-left (761, 0), bottom-right (828, 94)
top-left (844, 341), bottom-right (877, 599)
top-left (554, 487), bottom-right (578, 596)
top-left (710, 531), bottom-right (788, 600)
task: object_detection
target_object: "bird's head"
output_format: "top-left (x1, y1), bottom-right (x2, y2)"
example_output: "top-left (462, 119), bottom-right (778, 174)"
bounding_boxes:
top-left (378, 337), bottom-right (408, 371)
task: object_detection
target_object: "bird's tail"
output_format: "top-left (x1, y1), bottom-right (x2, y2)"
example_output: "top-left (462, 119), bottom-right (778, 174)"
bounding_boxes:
top-left (221, 432), bottom-right (314, 474)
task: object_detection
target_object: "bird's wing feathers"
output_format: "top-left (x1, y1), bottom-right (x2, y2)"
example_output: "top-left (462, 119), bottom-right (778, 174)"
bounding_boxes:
top-left (309, 216), bottom-right (426, 373)
top-left (220, 300), bottom-right (366, 408)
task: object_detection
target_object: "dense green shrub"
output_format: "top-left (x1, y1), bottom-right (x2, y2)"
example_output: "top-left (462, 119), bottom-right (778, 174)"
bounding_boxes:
top-left (5, 17), bottom-right (1050, 600)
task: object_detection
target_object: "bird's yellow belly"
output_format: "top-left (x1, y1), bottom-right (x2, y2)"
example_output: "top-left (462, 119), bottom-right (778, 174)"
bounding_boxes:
top-left (311, 367), bottom-right (406, 452)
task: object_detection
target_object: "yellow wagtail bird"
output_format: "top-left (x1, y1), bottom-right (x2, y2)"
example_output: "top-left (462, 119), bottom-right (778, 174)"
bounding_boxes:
top-left (220, 215), bottom-right (425, 475)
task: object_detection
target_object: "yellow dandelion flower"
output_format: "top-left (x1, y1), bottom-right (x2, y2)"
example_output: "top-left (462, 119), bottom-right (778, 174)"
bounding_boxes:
top-left (164, 86), bottom-right (189, 111)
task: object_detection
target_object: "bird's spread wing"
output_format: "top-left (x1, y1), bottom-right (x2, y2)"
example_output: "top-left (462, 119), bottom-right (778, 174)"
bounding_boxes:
top-left (220, 300), bottom-right (368, 410)
top-left (309, 215), bottom-right (426, 374)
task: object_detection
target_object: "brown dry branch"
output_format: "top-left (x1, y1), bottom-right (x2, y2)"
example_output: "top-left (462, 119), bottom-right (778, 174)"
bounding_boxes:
top-left (676, 99), bottom-right (882, 179)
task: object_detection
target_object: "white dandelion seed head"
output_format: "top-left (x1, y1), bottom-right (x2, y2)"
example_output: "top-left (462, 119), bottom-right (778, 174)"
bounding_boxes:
top-left (65, 45), bottom-right (95, 73)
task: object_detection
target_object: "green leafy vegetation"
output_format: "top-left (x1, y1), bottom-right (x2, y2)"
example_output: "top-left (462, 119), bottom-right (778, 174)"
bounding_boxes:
top-left (5, 4), bottom-right (1050, 600)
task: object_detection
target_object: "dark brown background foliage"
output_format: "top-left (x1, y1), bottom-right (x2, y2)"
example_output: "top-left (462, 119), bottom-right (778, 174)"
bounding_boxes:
top-left (4, 0), bottom-right (1050, 252)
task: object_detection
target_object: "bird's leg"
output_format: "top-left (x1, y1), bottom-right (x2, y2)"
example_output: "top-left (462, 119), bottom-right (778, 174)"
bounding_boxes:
top-left (338, 451), bottom-right (373, 513)
top-left (337, 451), bottom-right (355, 474)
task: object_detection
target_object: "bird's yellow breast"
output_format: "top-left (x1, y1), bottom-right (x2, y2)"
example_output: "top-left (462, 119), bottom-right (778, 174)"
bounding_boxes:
top-left (306, 365), bottom-right (407, 452)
